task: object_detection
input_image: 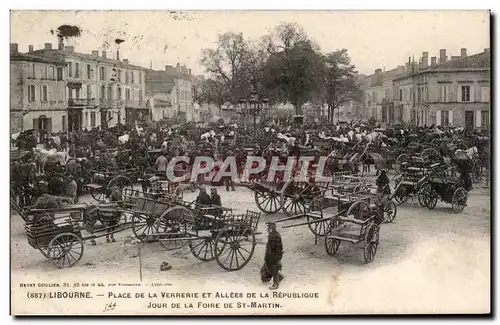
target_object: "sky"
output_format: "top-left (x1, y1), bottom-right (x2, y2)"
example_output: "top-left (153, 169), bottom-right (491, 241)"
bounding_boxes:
top-left (10, 10), bottom-right (490, 76)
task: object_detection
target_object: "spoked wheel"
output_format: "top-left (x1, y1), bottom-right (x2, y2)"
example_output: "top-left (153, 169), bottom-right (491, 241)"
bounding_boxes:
top-left (421, 148), bottom-right (440, 162)
top-left (280, 180), bottom-right (313, 217)
top-left (189, 237), bottom-right (221, 261)
top-left (325, 219), bottom-right (343, 256)
top-left (108, 175), bottom-right (133, 192)
top-left (346, 200), bottom-right (370, 220)
top-left (418, 183), bottom-right (431, 207)
top-left (306, 216), bottom-right (329, 236)
top-left (424, 187), bottom-right (438, 210)
top-left (393, 189), bottom-right (410, 205)
top-left (90, 187), bottom-right (107, 203)
top-left (214, 223), bottom-right (256, 271)
top-left (395, 154), bottom-right (409, 173)
top-left (47, 233), bottom-right (84, 268)
top-left (254, 190), bottom-right (282, 214)
top-left (132, 213), bottom-right (158, 240)
top-left (471, 159), bottom-right (483, 184)
top-left (155, 207), bottom-right (193, 249)
top-left (452, 187), bottom-right (467, 213)
top-left (383, 200), bottom-right (397, 223)
top-left (363, 224), bottom-right (379, 263)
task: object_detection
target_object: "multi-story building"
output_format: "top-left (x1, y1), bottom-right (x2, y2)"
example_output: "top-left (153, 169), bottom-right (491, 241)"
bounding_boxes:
top-left (32, 41), bottom-right (147, 130)
top-left (393, 48), bottom-right (490, 128)
top-left (145, 63), bottom-right (195, 122)
top-left (10, 43), bottom-right (67, 136)
top-left (362, 66), bottom-right (406, 124)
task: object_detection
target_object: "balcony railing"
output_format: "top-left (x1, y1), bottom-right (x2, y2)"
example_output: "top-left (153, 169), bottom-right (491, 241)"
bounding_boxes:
top-left (68, 98), bottom-right (97, 107)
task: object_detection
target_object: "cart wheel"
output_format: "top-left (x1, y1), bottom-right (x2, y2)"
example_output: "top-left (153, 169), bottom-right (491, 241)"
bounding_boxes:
top-left (108, 175), bottom-right (133, 191)
top-left (395, 154), bottom-right (409, 173)
top-left (421, 148), bottom-right (440, 162)
top-left (47, 233), bottom-right (84, 268)
top-left (452, 187), bottom-right (467, 213)
top-left (424, 188), bottom-right (438, 210)
top-left (155, 207), bottom-right (193, 248)
top-left (346, 200), bottom-right (370, 220)
top-left (383, 200), bottom-right (397, 223)
top-left (325, 219), bottom-right (343, 256)
top-left (214, 223), bottom-right (256, 271)
top-left (471, 159), bottom-right (482, 184)
top-left (418, 183), bottom-right (431, 207)
top-left (132, 213), bottom-right (157, 240)
top-left (363, 225), bottom-right (379, 264)
top-left (189, 237), bottom-right (221, 261)
top-left (254, 191), bottom-right (282, 214)
top-left (393, 190), bottom-right (409, 205)
top-left (306, 216), bottom-right (329, 236)
top-left (158, 233), bottom-right (187, 251)
top-left (280, 181), bottom-right (312, 217)
top-left (90, 187), bottom-right (107, 203)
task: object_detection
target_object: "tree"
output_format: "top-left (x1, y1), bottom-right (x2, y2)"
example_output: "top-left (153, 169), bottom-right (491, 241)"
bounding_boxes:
top-left (321, 49), bottom-right (362, 123)
top-left (200, 32), bottom-right (250, 104)
top-left (261, 23), bottom-right (323, 115)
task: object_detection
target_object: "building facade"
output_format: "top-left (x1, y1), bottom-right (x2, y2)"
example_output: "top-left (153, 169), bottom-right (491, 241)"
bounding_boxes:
top-left (32, 42), bottom-right (147, 130)
top-left (393, 48), bottom-right (491, 128)
top-left (10, 43), bottom-right (67, 135)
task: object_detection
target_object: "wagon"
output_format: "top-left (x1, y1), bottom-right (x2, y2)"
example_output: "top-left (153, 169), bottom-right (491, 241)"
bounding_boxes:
top-left (121, 188), bottom-right (261, 271)
top-left (84, 168), bottom-right (138, 203)
top-left (393, 161), bottom-right (442, 205)
top-left (419, 173), bottom-right (468, 213)
top-left (12, 199), bottom-right (136, 269)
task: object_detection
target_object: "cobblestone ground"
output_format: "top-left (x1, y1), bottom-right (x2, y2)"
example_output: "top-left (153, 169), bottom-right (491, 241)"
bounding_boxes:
top-left (11, 177), bottom-right (490, 314)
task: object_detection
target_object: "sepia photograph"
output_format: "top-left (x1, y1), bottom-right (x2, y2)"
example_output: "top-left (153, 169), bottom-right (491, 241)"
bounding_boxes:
top-left (9, 9), bottom-right (491, 315)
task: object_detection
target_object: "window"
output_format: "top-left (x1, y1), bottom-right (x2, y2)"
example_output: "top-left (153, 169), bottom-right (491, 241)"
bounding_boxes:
top-left (100, 67), bottom-right (105, 81)
top-left (42, 85), bottom-right (48, 101)
top-left (139, 72), bottom-right (142, 84)
top-left (62, 115), bottom-right (67, 132)
top-left (417, 88), bottom-right (421, 103)
top-left (139, 90), bottom-right (143, 104)
top-left (68, 62), bottom-right (73, 77)
top-left (57, 67), bottom-right (63, 80)
top-left (440, 85), bottom-right (450, 102)
top-left (87, 64), bottom-right (91, 79)
top-left (75, 63), bottom-right (80, 77)
top-left (100, 85), bottom-right (105, 99)
top-left (43, 66), bottom-right (48, 79)
top-left (117, 70), bottom-right (122, 82)
top-left (91, 112), bottom-right (96, 127)
top-left (50, 67), bottom-right (55, 79)
top-left (481, 110), bottom-right (489, 128)
top-left (118, 112), bottom-right (121, 123)
top-left (75, 88), bottom-right (80, 99)
top-left (125, 71), bottom-right (129, 83)
top-left (86, 85), bottom-right (91, 99)
top-left (461, 86), bottom-right (471, 102)
top-left (107, 87), bottom-right (112, 100)
top-left (480, 86), bottom-right (490, 102)
top-left (441, 110), bottom-right (450, 126)
top-left (117, 87), bottom-right (122, 99)
top-left (126, 89), bottom-right (130, 100)
top-left (28, 85), bottom-right (35, 101)
top-left (131, 71), bottom-right (134, 84)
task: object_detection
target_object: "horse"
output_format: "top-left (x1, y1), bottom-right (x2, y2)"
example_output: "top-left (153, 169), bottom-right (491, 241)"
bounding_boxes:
top-left (32, 148), bottom-right (69, 174)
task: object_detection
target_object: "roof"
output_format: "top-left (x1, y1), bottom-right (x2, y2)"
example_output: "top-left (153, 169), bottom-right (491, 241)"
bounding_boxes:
top-left (426, 51), bottom-right (490, 71)
top-left (10, 52), bottom-right (66, 65)
top-left (31, 49), bottom-right (147, 70)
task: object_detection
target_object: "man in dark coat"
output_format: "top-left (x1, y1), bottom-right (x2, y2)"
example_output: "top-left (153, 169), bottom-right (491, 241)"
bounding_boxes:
top-left (210, 188), bottom-right (223, 216)
top-left (195, 187), bottom-right (212, 206)
top-left (264, 222), bottom-right (284, 290)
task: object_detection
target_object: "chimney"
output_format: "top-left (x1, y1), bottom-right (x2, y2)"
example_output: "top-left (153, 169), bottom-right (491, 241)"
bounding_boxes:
top-left (123, 59), bottom-right (129, 64)
top-left (116, 50), bottom-right (120, 61)
top-left (58, 38), bottom-right (64, 50)
top-left (405, 62), bottom-right (410, 73)
top-left (28, 45), bottom-right (33, 53)
top-left (65, 46), bottom-right (74, 53)
top-left (102, 51), bottom-right (107, 58)
top-left (439, 49), bottom-right (447, 63)
top-left (10, 43), bottom-right (18, 54)
top-left (44, 43), bottom-right (52, 50)
top-left (91, 50), bottom-right (99, 56)
top-left (461, 48), bottom-right (467, 58)
top-left (431, 57), bottom-right (437, 65)
top-left (422, 52), bottom-right (428, 69)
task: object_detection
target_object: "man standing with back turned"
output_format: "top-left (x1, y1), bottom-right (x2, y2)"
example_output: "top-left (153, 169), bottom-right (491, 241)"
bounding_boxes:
top-left (265, 222), bottom-right (284, 290)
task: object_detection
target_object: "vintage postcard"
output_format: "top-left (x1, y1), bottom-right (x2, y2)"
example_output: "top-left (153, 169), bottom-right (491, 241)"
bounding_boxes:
top-left (10, 10), bottom-right (491, 315)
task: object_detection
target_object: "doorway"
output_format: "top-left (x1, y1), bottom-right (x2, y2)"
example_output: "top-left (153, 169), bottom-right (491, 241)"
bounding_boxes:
top-left (465, 111), bottom-right (474, 130)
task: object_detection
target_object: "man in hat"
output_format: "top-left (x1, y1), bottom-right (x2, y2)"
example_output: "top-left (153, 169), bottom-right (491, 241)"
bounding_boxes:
top-left (264, 222), bottom-right (284, 290)
top-left (155, 151), bottom-right (169, 175)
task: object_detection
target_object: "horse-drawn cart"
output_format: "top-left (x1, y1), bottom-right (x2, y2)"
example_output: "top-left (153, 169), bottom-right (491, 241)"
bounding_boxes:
top-left (419, 172), bottom-right (468, 213)
top-left (85, 168), bottom-right (138, 203)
